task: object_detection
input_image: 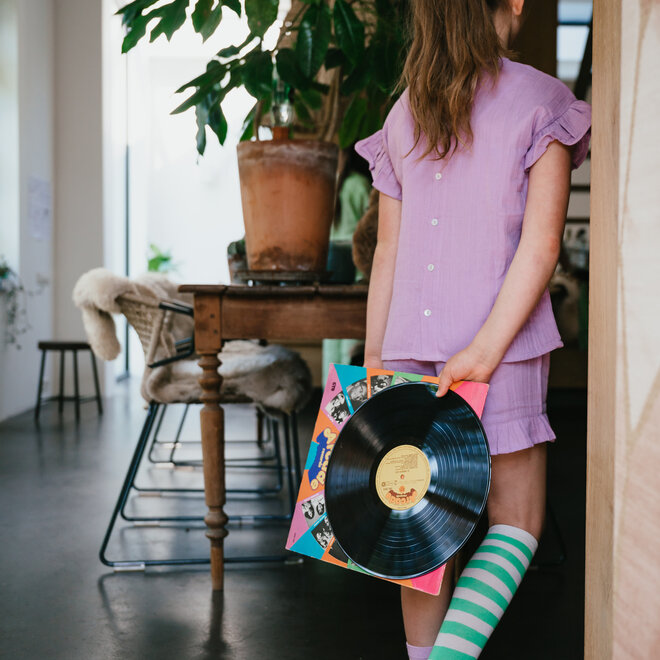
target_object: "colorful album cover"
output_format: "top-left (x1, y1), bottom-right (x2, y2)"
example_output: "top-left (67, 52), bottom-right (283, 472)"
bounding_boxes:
top-left (285, 364), bottom-right (489, 596)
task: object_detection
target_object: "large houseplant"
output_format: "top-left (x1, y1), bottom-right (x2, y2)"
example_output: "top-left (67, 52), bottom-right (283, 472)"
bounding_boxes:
top-left (118, 0), bottom-right (407, 274)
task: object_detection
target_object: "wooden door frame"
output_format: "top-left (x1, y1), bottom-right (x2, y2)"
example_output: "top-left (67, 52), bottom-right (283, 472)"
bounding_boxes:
top-left (586, 0), bottom-right (620, 657)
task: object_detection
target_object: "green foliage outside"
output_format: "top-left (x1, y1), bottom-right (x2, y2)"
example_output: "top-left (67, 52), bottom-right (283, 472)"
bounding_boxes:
top-left (147, 244), bottom-right (177, 273)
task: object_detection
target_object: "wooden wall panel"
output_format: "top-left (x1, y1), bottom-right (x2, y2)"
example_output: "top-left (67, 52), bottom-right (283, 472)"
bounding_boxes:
top-left (587, 0), bottom-right (660, 657)
top-left (611, 0), bottom-right (660, 655)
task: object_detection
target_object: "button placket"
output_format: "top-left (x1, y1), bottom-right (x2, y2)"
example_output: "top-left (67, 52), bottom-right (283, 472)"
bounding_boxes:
top-left (423, 205), bottom-right (441, 323)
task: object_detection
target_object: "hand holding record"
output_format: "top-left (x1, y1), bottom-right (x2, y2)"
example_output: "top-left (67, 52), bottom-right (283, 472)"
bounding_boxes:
top-left (435, 344), bottom-right (497, 397)
top-left (325, 382), bottom-right (490, 580)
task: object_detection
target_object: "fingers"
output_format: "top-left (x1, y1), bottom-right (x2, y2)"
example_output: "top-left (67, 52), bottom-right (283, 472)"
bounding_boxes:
top-left (436, 367), bottom-right (453, 398)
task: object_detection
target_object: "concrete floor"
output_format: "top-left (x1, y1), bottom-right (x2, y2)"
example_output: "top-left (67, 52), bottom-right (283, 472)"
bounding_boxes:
top-left (0, 382), bottom-right (586, 660)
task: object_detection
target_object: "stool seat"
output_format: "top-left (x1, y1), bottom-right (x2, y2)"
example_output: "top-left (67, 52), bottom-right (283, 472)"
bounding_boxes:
top-left (35, 340), bottom-right (102, 421)
top-left (38, 340), bottom-right (91, 351)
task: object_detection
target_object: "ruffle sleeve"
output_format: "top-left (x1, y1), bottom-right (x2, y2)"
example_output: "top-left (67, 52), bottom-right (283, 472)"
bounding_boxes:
top-left (354, 129), bottom-right (402, 201)
top-left (524, 99), bottom-right (592, 172)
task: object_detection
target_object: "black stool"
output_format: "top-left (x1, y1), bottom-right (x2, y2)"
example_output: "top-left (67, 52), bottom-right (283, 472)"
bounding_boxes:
top-left (35, 341), bottom-right (103, 420)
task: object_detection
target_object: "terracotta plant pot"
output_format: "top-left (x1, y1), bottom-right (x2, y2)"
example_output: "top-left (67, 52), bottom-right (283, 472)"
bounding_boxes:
top-left (237, 139), bottom-right (339, 273)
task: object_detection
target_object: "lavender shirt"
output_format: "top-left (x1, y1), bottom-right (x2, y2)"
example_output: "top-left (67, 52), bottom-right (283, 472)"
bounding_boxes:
top-left (355, 57), bottom-right (591, 363)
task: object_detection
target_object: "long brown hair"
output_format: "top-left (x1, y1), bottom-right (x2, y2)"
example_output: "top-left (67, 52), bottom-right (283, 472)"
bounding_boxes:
top-left (400, 0), bottom-right (512, 160)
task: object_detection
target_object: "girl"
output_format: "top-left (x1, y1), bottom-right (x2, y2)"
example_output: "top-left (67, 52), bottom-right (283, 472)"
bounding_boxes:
top-left (355, 1), bottom-right (591, 658)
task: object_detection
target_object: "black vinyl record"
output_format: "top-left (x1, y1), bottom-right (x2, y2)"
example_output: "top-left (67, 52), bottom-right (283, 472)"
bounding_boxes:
top-left (325, 382), bottom-right (490, 579)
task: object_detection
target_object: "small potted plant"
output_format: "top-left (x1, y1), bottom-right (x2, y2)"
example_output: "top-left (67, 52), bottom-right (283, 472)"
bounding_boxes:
top-left (117, 0), bottom-right (407, 276)
top-left (226, 236), bottom-right (247, 282)
top-left (0, 257), bottom-right (29, 348)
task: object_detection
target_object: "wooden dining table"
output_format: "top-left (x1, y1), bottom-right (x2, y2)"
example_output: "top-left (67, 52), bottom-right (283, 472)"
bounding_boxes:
top-left (178, 282), bottom-right (368, 590)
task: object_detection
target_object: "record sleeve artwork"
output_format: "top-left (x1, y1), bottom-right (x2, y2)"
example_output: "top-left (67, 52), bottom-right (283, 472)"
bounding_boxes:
top-left (285, 364), bottom-right (490, 595)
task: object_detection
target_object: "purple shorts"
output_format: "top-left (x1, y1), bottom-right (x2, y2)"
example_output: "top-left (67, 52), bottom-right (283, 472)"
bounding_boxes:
top-left (382, 355), bottom-right (555, 456)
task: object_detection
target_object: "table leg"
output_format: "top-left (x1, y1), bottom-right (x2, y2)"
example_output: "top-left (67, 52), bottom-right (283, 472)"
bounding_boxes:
top-left (198, 351), bottom-right (228, 591)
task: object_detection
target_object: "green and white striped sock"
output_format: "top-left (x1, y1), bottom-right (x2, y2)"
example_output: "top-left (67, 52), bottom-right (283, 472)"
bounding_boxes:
top-left (429, 524), bottom-right (538, 659)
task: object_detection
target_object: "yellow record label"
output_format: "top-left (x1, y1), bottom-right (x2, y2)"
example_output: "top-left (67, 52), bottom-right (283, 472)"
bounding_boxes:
top-left (375, 444), bottom-right (431, 511)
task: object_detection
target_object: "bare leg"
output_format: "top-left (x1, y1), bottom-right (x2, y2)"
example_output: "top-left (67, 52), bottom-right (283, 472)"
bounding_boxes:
top-left (487, 443), bottom-right (547, 538)
top-left (429, 443), bottom-right (548, 658)
top-left (401, 556), bottom-right (456, 647)
top-left (401, 443), bottom-right (547, 649)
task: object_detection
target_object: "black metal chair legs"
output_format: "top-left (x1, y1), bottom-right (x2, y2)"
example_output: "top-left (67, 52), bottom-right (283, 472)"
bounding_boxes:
top-left (99, 403), bottom-right (302, 569)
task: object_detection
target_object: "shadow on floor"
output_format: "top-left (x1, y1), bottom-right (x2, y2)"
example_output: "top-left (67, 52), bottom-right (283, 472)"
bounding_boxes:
top-left (0, 382), bottom-right (585, 659)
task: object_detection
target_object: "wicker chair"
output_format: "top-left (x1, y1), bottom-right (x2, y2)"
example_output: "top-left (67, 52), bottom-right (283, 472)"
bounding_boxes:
top-left (73, 270), bottom-right (310, 570)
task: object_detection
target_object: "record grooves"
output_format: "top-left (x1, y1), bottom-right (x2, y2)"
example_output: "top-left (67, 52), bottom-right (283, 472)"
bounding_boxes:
top-left (325, 382), bottom-right (490, 580)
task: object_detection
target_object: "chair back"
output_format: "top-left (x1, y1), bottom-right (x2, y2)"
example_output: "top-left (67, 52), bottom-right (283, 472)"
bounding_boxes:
top-left (116, 292), bottom-right (175, 366)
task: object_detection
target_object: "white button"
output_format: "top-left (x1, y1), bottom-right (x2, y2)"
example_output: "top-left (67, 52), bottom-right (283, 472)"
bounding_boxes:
top-left (427, 264), bottom-right (434, 271)
top-left (435, 172), bottom-right (442, 180)
top-left (423, 309), bottom-right (432, 317)
top-left (431, 218), bottom-right (439, 226)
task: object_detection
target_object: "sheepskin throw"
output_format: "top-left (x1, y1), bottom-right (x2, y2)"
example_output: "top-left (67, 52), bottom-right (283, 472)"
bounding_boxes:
top-left (73, 268), bottom-right (312, 413)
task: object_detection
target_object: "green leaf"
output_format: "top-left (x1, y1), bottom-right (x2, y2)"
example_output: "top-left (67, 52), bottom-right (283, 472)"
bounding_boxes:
top-left (223, 0), bottom-right (241, 16)
top-left (217, 33), bottom-right (256, 58)
top-left (369, 31), bottom-right (403, 93)
top-left (208, 103), bottom-right (228, 144)
top-left (147, 0), bottom-right (188, 43)
top-left (172, 61), bottom-right (238, 118)
top-left (191, 0), bottom-right (211, 29)
top-left (374, 0), bottom-right (395, 18)
top-left (340, 46), bottom-right (372, 96)
top-left (173, 84), bottom-right (216, 115)
top-left (293, 97), bottom-right (315, 130)
top-left (338, 95), bottom-right (367, 148)
top-left (275, 49), bottom-right (311, 91)
top-left (240, 105), bottom-right (257, 141)
top-left (121, 13), bottom-right (149, 53)
top-left (309, 80), bottom-right (330, 94)
top-left (333, 0), bottom-right (364, 66)
top-left (261, 93), bottom-right (272, 113)
top-left (192, 0), bottom-right (224, 41)
top-left (217, 44), bottom-right (242, 58)
top-left (175, 59), bottom-right (224, 93)
top-left (324, 47), bottom-right (344, 70)
top-left (241, 51), bottom-right (273, 99)
top-left (239, 95), bottom-right (270, 141)
top-left (360, 100), bottom-right (384, 138)
top-left (296, 2), bottom-right (331, 78)
top-left (293, 97), bottom-right (311, 121)
top-left (244, 0), bottom-right (278, 38)
top-left (195, 103), bottom-right (209, 154)
top-left (116, 0), bottom-right (159, 26)
top-left (297, 87), bottom-right (323, 110)
top-left (202, 8), bottom-right (223, 40)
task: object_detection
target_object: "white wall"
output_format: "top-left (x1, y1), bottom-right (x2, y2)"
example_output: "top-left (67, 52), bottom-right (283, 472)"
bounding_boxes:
top-left (52, 0), bottom-right (112, 399)
top-left (53, 0), bottom-right (104, 342)
top-left (0, 0), bottom-right (109, 421)
top-left (102, 0), bottom-right (130, 382)
top-left (0, 0), bottom-right (19, 267)
top-left (0, 0), bottom-right (55, 421)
